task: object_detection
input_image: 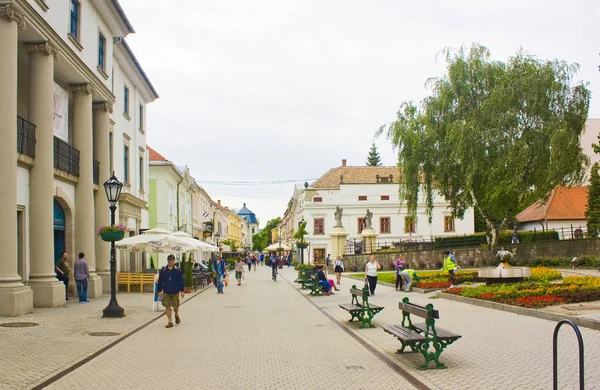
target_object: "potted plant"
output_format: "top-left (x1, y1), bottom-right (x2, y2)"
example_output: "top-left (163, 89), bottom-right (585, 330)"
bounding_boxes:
top-left (97, 224), bottom-right (126, 242)
top-left (294, 221), bottom-right (309, 249)
top-left (183, 254), bottom-right (194, 293)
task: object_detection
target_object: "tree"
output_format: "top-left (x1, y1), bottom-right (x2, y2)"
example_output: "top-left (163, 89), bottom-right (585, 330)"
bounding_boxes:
top-left (586, 163), bottom-right (600, 237)
top-left (251, 217), bottom-right (281, 251)
top-left (377, 44), bottom-right (590, 252)
top-left (366, 143), bottom-right (382, 166)
top-left (221, 239), bottom-right (237, 252)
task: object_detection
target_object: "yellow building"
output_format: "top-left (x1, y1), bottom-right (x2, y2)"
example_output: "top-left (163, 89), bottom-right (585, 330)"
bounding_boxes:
top-left (226, 210), bottom-right (243, 248)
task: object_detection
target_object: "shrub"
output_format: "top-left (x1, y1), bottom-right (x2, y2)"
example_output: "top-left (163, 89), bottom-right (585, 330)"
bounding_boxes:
top-left (149, 256), bottom-right (155, 269)
top-left (525, 267), bottom-right (562, 282)
top-left (434, 230), bottom-right (560, 249)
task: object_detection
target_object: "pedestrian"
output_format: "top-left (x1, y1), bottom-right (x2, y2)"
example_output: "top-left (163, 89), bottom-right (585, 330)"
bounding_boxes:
top-left (442, 250), bottom-right (458, 287)
top-left (394, 254), bottom-right (406, 291)
top-left (316, 266), bottom-right (332, 295)
top-left (271, 255), bottom-right (279, 281)
top-left (235, 258), bottom-right (245, 286)
top-left (157, 254), bottom-right (185, 328)
top-left (212, 257), bottom-right (218, 288)
top-left (252, 255), bottom-right (257, 271)
top-left (55, 251), bottom-right (71, 300)
top-left (259, 253), bottom-right (265, 266)
top-left (364, 255), bottom-right (381, 295)
top-left (334, 256), bottom-right (344, 285)
top-left (73, 252), bottom-right (90, 302)
top-left (398, 268), bottom-right (419, 292)
top-left (325, 253), bottom-right (330, 271)
top-left (287, 253), bottom-right (292, 267)
top-left (216, 255), bottom-right (227, 294)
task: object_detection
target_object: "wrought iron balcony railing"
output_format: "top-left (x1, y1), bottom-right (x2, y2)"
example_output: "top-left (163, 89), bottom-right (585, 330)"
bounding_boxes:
top-left (17, 116), bottom-right (36, 157)
top-left (53, 136), bottom-right (80, 177)
top-left (93, 159), bottom-right (99, 185)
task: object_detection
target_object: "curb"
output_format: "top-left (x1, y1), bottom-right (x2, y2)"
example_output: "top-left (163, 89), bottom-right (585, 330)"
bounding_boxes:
top-left (438, 292), bottom-right (600, 331)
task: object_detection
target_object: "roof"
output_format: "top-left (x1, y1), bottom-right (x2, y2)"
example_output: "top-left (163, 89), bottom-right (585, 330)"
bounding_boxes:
top-left (237, 203), bottom-right (258, 224)
top-left (516, 186), bottom-right (588, 222)
top-left (310, 166), bottom-right (400, 189)
top-left (118, 40), bottom-right (159, 100)
top-left (148, 146), bottom-right (169, 162)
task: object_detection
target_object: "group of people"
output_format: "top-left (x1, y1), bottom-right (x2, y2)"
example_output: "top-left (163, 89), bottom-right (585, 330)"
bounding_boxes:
top-left (55, 251), bottom-right (91, 303)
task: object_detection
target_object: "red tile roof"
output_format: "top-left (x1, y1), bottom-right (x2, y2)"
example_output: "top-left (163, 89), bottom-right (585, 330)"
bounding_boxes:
top-left (311, 166), bottom-right (400, 189)
top-left (516, 186), bottom-right (588, 222)
top-left (148, 146), bottom-right (169, 162)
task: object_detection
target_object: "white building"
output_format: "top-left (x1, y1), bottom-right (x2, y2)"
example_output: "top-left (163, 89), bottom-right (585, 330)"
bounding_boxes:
top-left (1, 0), bottom-right (157, 316)
top-left (292, 160), bottom-right (475, 263)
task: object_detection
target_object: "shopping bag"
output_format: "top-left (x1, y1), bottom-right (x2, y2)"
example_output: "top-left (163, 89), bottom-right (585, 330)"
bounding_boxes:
top-left (224, 276), bottom-right (229, 287)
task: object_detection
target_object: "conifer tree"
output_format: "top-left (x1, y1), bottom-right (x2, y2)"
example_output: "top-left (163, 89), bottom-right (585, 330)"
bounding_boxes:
top-left (366, 143), bottom-right (382, 166)
top-left (586, 162), bottom-right (600, 237)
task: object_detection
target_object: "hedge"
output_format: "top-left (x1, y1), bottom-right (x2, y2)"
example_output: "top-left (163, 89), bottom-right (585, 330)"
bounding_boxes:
top-left (434, 231), bottom-right (559, 248)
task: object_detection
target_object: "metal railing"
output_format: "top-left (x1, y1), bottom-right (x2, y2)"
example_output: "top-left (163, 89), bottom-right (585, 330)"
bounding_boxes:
top-left (93, 159), bottom-right (99, 185)
top-left (553, 319), bottom-right (584, 390)
top-left (53, 136), bottom-right (79, 177)
top-left (17, 116), bottom-right (36, 157)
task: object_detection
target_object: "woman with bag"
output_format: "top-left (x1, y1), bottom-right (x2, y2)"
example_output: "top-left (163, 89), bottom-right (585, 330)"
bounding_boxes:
top-left (235, 258), bottom-right (244, 286)
top-left (334, 256), bottom-right (344, 285)
top-left (365, 255), bottom-right (381, 295)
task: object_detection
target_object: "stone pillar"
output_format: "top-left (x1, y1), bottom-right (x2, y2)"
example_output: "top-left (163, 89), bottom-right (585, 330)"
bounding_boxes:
top-left (360, 228), bottom-right (378, 254)
top-left (328, 227), bottom-right (349, 260)
top-left (0, 5), bottom-right (34, 316)
top-left (72, 85), bottom-right (102, 298)
top-left (26, 41), bottom-right (66, 308)
top-left (93, 102), bottom-right (112, 293)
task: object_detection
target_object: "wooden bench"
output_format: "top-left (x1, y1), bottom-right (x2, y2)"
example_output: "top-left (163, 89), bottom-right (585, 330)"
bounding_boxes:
top-left (382, 297), bottom-right (461, 370)
top-left (338, 285), bottom-right (384, 328)
top-left (117, 273), bottom-right (156, 292)
top-left (295, 269), bottom-right (316, 289)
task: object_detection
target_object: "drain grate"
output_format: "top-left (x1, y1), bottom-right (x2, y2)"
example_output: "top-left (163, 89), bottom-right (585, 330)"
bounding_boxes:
top-left (88, 332), bottom-right (120, 337)
top-left (345, 365), bottom-right (365, 370)
top-left (0, 322), bottom-right (39, 328)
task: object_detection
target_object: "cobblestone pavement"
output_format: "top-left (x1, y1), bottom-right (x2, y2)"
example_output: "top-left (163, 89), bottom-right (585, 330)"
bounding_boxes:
top-left (45, 266), bottom-right (417, 390)
top-left (5, 266), bottom-right (600, 390)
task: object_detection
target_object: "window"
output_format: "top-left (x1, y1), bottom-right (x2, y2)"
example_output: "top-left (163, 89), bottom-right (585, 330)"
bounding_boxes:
top-left (313, 197), bottom-right (322, 202)
top-left (358, 195), bottom-right (367, 201)
top-left (123, 145), bottom-right (129, 183)
top-left (444, 216), bottom-right (455, 232)
top-left (124, 86), bottom-right (129, 115)
top-left (404, 216), bottom-right (416, 233)
top-left (358, 217), bottom-right (366, 233)
top-left (314, 248), bottom-right (326, 262)
top-left (380, 217), bottom-right (391, 233)
top-left (314, 218), bottom-right (324, 235)
top-left (139, 104), bottom-right (143, 130)
top-left (381, 195), bottom-right (390, 201)
top-left (139, 156), bottom-right (144, 191)
top-left (70, 0), bottom-right (80, 39)
top-left (98, 32), bottom-right (106, 69)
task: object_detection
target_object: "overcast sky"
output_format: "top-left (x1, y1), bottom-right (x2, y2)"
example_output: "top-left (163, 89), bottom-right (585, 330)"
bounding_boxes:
top-left (121, 0), bottom-right (600, 227)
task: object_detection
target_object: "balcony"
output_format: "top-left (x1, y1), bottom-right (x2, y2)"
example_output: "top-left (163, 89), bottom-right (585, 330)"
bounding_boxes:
top-left (17, 116), bottom-right (36, 157)
top-left (53, 136), bottom-right (79, 177)
top-left (93, 159), bottom-right (99, 185)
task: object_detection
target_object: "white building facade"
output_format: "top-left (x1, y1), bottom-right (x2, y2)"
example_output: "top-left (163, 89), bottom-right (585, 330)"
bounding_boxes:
top-left (293, 162), bottom-right (475, 263)
top-left (1, 0), bottom-right (157, 316)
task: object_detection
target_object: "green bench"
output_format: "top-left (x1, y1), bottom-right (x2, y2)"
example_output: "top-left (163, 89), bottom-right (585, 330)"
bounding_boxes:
top-left (295, 269), bottom-right (316, 289)
top-left (338, 286), bottom-right (384, 328)
top-left (382, 297), bottom-right (461, 370)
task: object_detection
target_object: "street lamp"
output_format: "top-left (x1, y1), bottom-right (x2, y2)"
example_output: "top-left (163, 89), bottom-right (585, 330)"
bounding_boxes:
top-left (299, 217), bottom-right (305, 265)
top-left (278, 238), bottom-right (283, 269)
top-left (102, 173), bottom-right (125, 318)
top-left (215, 232), bottom-right (221, 251)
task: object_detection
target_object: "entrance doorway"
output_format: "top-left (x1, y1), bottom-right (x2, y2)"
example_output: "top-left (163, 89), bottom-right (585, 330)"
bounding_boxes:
top-left (53, 199), bottom-right (66, 266)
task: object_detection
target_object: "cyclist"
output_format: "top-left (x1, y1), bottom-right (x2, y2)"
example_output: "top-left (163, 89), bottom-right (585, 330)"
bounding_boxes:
top-left (271, 255), bottom-right (279, 281)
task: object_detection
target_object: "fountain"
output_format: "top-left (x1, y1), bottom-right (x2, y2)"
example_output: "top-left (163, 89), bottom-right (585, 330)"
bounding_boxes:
top-left (478, 248), bottom-right (531, 284)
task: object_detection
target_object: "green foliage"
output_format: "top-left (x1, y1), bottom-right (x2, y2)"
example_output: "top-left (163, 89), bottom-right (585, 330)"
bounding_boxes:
top-left (377, 43), bottom-right (591, 252)
top-left (221, 239), bottom-right (237, 252)
top-left (433, 231), bottom-right (559, 248)
top-left (586, 162), bottom-right (600, 238)
top-left (293, 221), bottom-right (309, 243)
top-left (252, 217), bottom-right (281, 252)
top-left (183, 255), bottom-right (193, 288)
top-left (474, 208), bottom-right (488, 233)
top-left (149, 256), bottom-right (155, 269)
top-left (366, 143), bottom-right (382, 166)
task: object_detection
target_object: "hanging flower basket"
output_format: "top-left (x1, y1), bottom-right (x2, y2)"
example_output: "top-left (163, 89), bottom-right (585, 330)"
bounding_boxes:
top-left (296, 242), bottom-right (308, 249)
top-left (100, 230), bottom-right (125, 242)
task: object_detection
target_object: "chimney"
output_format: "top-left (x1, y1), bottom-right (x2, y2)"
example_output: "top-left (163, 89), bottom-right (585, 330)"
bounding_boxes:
top-left (218, 200), bottom-right (221, 206)
top-left (342, 159), bottom-right (347, 167)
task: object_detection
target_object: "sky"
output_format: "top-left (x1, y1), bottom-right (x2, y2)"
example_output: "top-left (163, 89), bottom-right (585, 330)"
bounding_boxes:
top-left (120, 0), bottom-right (600, 228)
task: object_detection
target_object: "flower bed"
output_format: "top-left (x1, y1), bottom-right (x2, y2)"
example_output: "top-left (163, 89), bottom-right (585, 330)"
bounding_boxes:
top-left (444, 274), bottom-right (600, 308)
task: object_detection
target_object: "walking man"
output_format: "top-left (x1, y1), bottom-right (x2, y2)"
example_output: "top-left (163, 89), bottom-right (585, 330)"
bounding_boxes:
top-left (157, 254), bottom-right (185, 328)
top-left (73, 252), bottom-right (90, 302)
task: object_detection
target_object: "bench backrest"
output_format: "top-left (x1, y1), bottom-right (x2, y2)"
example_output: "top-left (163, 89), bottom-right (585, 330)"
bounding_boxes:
top-left (350, 288), bottom-right (366, 298)
top-left (399, 302), bottom-right (439, 320)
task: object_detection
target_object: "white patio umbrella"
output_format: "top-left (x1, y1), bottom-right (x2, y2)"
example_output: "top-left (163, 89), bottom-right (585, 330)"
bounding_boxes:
top-left (115, 233), bottom-right (199, 253)
top-left (171, 231), bottom-right (219, 252)
top-left (264, 242), bottom-right (292, 251)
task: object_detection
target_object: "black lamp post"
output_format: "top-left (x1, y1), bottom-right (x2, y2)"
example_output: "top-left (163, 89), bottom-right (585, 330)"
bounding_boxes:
top-left (278, 238), bottom-right (283, 269)
top-left (299, 217), bottom-right (305, 265)
top-left (102, 173), bottom-right (125, 318)
top-left (215, 232), bottom-right (221, 251)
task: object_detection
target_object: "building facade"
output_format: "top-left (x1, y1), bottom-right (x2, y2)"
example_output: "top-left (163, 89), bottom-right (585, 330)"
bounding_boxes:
top-left (237, 203), bottom-right (258, 249)
top-left (1, 0), bottom-right (157, 316)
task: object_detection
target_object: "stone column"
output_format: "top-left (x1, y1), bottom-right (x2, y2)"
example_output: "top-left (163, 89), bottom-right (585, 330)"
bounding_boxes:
top-left (328, 227), bottom-right (349, 260)
top-left (26, 41), bottom-right (66, 308)
top-left (93, 102), bottom-right (112, 293)
top-left (72, 85), bottom-right (102, 298)
top-left (0, 5), bottom-right (34, 316)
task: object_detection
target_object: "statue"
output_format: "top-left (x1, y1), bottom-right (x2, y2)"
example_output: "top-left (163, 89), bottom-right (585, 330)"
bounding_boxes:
top-left (365, 209), bottom-right (373, 229)
top-left (495, 247), bottom-right (513, 268)
top-left (334, 206), bottom-right (343, 228)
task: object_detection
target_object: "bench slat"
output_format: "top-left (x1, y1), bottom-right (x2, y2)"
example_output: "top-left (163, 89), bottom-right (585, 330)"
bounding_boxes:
top-left (339, 303), bottom-right (361, 311)
top-left (399, 302), bottom-right (438, 320)
top-left (383, 324), bottom-right (426, 342)
top-left (412, 323), bottom-right (462, 340)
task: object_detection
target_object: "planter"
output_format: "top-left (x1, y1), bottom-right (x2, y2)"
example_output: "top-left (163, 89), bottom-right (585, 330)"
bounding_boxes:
top-left (184, 287), bottom-right (192, 294)
top-left (100, 230), bottom-right (125, 242)
top-left (296, 243), bottom-right (308, 249)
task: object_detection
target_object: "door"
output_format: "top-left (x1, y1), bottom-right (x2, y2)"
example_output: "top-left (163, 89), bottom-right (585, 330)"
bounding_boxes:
top-left (53, 199), bottom-right (66, 267)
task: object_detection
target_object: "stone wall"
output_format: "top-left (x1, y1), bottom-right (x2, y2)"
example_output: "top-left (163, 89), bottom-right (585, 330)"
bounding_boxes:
top-left (342, 238), bottom-right (600, 271)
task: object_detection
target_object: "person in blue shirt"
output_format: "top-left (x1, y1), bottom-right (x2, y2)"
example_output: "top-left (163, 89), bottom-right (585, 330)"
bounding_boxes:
top-left (216, 255), bottom-right (228, 294)
top-left (157, 254), bottom-right (185, 328)
top-left (271, 256), bottom-right (279, 281)
top-left (259, 253), bottom-right (265, 266)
